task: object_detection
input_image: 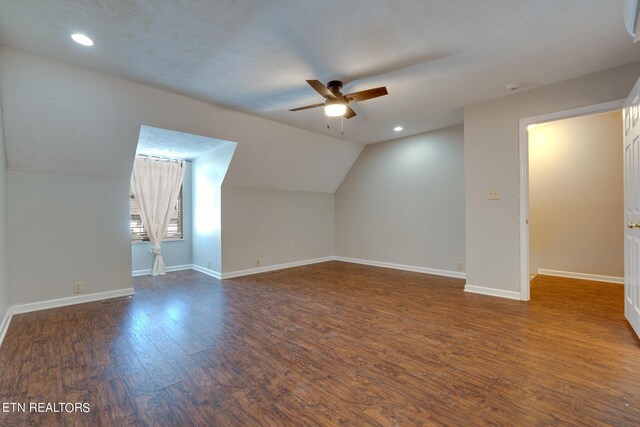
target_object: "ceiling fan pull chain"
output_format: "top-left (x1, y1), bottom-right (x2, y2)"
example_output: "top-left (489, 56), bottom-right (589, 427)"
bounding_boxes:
top-left (326, 114), bottom-right (330, 130)
top-left (341, 116), bottom-right (344, 135)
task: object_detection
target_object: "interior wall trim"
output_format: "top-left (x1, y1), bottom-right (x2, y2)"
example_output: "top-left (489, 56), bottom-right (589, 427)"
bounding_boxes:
top-left (11, 287), bottom-right (136, 315)
top-left (334, 256), bottom-right (466, 279)
top-left (0, 306), bottom-right (13, 348)
top-left (518, 98), bottom-right (626, 301)
top-left (132, 257), bottom-right (468, 282)
top-left (221, 257), bottom-right (335, 279)
top-left (0, 287), bottom-right (136, 348)
top-left (537, 269), bottom-right (624, 284)
top-left (464, 284), bottom-right (522, 300)
top-left (132, 264), bottom-right (193, 277)
top-left (191, 264), bottom-right (222, 279)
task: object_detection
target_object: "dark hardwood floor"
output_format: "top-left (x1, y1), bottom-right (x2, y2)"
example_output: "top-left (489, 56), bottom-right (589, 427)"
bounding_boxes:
top-left (0, 263), bottom-right (639, 426)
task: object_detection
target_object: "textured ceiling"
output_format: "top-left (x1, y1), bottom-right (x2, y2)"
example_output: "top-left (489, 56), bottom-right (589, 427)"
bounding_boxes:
top-left (1, 1), bottom-right (640, 144)
top-left (137, 125), bottom-right (233, 160)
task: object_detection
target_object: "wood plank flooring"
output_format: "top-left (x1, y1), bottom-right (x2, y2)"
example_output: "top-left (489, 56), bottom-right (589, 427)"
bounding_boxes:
top-left (0, 262), bottom-right (639, 426)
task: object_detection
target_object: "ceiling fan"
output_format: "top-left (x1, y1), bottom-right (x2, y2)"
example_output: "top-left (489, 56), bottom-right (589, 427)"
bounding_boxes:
top-left (289, 80), bottom-right (388, 119)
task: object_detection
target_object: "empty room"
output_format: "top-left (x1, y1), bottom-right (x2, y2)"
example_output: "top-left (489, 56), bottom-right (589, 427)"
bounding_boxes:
top-left (1, 1), bottom-right (640, 425)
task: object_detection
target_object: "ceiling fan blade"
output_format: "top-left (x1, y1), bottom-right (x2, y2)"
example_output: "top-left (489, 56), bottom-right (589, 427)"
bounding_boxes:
top-left (344, 106), bottom-right (357, 119)
top-left (307, 80), bottom-right (337, 99)
top-left (289, 102), bottom-right (325, 112)
top-left (344, 86), bottom-right (388, 103)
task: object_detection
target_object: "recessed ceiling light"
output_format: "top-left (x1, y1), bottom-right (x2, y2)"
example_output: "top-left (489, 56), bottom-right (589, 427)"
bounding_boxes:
top-left (394, 126), bottom-right (403, 132)
top-left (71, 33), bottom-right (94, 46)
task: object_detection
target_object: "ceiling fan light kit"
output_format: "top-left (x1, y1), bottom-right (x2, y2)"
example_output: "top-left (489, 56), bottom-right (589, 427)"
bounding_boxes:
top-left (290, 79), bottom-right (388, 120)
top-left (324, 100), bottom-right (347, 117)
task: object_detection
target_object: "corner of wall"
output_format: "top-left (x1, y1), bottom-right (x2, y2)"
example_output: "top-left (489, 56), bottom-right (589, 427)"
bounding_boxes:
top-left (334, 125), bottom-right (465, 273)
top-left (0, 88), bottom-right (11, 331)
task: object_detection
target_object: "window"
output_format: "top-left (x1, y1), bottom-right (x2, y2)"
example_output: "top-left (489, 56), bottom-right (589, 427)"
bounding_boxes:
top-left (130, 187), bottom-right (183, 241)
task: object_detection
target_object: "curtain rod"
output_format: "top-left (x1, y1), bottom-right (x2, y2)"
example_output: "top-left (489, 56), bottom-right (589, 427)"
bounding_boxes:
top-left (136, 154), bottom-right (192, 163)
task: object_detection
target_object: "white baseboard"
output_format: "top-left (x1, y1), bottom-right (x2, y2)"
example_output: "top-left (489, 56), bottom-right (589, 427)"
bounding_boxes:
top-left (0, 306), bottom-right (13, 348)
top-left (537, 269), bottom-right (623, 284)
top-left (132, 257), bottom-right (468, 282)
top-left (133, 263), bottom-right (222, 279)
top-left (464, 284), bottom-right (522, 300)
top-left (132, 269), bottom-right (150, 277)
top-left (132, 264), bottom-right (193, 277)
top-left (0, 287), bottom-right (136, 349)
top-left (222, 257), bottom-right (335, 279)
top-left (191, 264), bottom-right (222, 279)
top-left (334, 256), bottom-right (466, 279)
top-left (11, 287), bottom-right (136, 315)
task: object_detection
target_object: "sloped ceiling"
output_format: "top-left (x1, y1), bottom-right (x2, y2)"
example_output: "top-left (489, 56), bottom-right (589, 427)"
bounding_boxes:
top-left (1, 1), bottom-right (640, 144)
top-left (0, 48), bottom-right (362, 193)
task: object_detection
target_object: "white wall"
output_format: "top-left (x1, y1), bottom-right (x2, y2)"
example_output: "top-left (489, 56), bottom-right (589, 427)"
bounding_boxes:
top-left (221, 186), bottom-right (334, 273)
top-left (8, 171), bottom-right (132, 304)
top-left (464, 62), bottom-right (640, 294)
top-left (193, 144), bottom-right (236, 274)
top-left (0, 100), bottom-right (10, 318)
top-left (131, 162), bottom-right (194, 272)
top-left (529, 111), bottom-right (623, 278)
top-left (335, 125), bottom-right (465, 273)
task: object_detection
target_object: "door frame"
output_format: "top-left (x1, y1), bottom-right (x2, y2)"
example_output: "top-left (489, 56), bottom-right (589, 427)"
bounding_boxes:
top-left (518, 99), bottom-right (625, 300)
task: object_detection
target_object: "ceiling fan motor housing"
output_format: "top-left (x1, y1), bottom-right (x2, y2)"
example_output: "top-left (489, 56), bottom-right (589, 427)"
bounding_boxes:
top-left (327, 80), bottom-right (344, 96)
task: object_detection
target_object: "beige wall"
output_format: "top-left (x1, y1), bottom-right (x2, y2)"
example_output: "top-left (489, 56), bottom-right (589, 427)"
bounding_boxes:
top-left (221, 186), bottom-right (334, 273)
top-left (529, 111), bottom-right (623, 278)
top-left (335, 125), bottom-right (465, 273)
top-left (465, 62), bottom-right (640, 294)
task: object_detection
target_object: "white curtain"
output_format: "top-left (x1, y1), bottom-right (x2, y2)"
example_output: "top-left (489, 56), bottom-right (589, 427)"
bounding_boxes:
top-left (131, 157), bottom-right (185, 276)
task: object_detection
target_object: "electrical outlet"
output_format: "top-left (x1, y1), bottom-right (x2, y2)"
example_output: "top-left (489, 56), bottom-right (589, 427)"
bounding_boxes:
top-left (457, 262), bottom-right (464, 272)
top-left (356, 252), bottom-right (361, 258)
top-left (487, 188), bottom-right (500, 200)
top-left (74, 282), bottom-right (83, 294)
top-left (256, 258), bottom-right (261, 267)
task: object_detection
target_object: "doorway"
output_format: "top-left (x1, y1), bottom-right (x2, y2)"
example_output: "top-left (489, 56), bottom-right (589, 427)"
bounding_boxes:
top-left (519, 100), bottom-right (625, 300)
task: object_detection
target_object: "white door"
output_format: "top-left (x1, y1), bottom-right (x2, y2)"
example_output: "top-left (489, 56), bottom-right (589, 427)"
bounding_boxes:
top-left (624, 78), bottom-right (640, 338)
